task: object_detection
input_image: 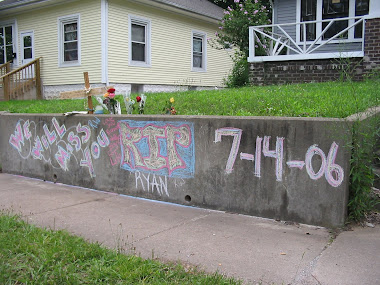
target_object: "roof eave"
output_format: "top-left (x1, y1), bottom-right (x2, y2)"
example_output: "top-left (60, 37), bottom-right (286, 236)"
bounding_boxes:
top-left (149, 0), bottom-right (222, 21)
top-left (128, 0), bottom-right (222, 23)
top-left (0, 0), bottom-right (73, 15)
top-left (0, 0), bottom-right (222, 24)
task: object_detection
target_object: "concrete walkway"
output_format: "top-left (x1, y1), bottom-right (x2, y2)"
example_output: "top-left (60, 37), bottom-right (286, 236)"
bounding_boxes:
top-left (0, 173), bottom-right (379, 285)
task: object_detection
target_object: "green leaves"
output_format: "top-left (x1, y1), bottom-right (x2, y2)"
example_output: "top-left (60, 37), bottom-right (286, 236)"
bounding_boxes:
top-left (215, 0), bottom-right (271, 57)
top-left (348, 117), bottom-right (380, 222)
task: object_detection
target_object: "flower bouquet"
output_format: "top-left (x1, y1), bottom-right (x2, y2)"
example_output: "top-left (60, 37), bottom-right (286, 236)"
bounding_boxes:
top-left (163, 97), bottom-right (176, 115)
top-left (136, 94), bottom-right (147, 114)
top-left (123, 91), bottom-right (135, 114)
top-left (103, 88), bottom-right (117, 114)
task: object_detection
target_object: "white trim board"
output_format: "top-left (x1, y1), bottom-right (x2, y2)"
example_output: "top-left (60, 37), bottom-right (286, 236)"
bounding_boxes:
top-left (57, 13), bottom-right (81, 68)
top-left (248, 51), bottom-right (364, 62)
top-left (101, 0), bottom-right (108, 84)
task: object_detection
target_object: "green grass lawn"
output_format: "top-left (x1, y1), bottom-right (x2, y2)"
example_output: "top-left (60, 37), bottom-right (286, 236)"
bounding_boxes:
top-left (0, 213), bottom-right (240, 284)
top-left (0, 80), bottom-right (379, 118)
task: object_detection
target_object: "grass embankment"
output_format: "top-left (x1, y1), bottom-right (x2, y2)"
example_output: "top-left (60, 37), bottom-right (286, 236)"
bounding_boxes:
top-left (0, 80), bottom-right (379, 118)
top-left (0, 213), bottom-right (240, 284)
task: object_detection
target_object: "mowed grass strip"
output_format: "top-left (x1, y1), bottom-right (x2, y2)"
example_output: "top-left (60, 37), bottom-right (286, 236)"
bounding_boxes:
top-left (0, 214), bottom-right (240, 284)
top-left (0, 80), bottom-right (378, 118)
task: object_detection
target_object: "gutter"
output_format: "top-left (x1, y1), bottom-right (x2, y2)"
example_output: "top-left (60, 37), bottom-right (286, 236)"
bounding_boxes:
top-left (0, 0), bottom-right (53, 10)
top-left (1, 0), bottom-right (223, 22)
top-left (128, 0), bottom-right (222, 23)
top-left (148, 0), bottom-right (223, 21)
top-left (0, 0), bottom-right (74, 15)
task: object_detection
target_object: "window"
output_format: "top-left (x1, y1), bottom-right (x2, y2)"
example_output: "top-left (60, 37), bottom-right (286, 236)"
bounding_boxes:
top-left (298, 0), bottom-right (369, 41)
top-left (301, 0), bottom-right (317, 41)
top-left (23, 35), bottom-right (32, 60)
top-left (129, 16), bottom-right (151, 67)
top-left (0, 23), bottom-right (15, 64)
top-left (192, 31), bottom-right (206, 72)
top-left (354, 0), bottom-right (369, 38)
top-left (58, 14), bottom-right (80, 67)
top-left (322, 0), bottom-right (349, 39)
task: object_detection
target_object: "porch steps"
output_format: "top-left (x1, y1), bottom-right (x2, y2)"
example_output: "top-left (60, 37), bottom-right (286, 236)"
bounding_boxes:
top-left (0, 57), bottom-right (42, 101)
top-left (0, 81), bottom-right (36, 101)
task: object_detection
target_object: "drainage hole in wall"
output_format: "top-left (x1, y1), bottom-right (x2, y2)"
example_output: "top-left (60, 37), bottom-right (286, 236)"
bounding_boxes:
top-left (53, 174), bottom-right (57, 183)
top-left (185, 195), bottom-right (192, 202)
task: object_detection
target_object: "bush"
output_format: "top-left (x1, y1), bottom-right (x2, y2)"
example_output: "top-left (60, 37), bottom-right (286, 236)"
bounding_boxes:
top-left (224, 54), bottom-right (250, 87)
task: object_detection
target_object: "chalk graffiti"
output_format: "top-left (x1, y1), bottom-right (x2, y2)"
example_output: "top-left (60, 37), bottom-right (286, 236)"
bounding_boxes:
top-left (9, 117), bottom-right (195, 181)
top-left (9, 117), bottom-right (109, 177)
top-left (214, 128), bottom-right (242, 174)
top-left (9, 121), bottom-right (24, 153)
top-left (135, 171), bottom-right (169, 196)
top-left (133, 171), bottom-right (187, 197)
top-left (215, 128), bottom-right (344, 187)
top-left (104, 117), bottom-right (122, 166)
top-left (52, 117), bottom-right (66, 138)
top-left (118, 120), bottom-right (195, 178)
top-left (263, 136), bottom-right (284, 182)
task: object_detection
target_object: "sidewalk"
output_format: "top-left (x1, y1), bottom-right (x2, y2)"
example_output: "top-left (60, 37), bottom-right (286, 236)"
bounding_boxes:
top-left (0, 173), bottom-right (379, 285)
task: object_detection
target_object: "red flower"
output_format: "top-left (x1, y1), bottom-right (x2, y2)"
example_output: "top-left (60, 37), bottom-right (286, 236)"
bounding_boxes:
top-left (136, 96), bottom-right (141, 102)
top-left (107, 88), bottom-right (115, 93)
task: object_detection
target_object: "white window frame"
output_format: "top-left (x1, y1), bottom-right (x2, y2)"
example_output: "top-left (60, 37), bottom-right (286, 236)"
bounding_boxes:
top-left (58, 14), bottom-right (81, 68)
top-left (296, 0), bottom-right (364, 44)
top-left (128, 15), bottom-right (151, 67)
top-left (0, 19), bottom-right (18, 66)
top-left (191, 31), bottom-right (207, 72)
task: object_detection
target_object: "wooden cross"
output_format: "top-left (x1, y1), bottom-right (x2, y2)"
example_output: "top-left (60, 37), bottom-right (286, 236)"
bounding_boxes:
top-left (59, 72), bottom-right (113, 114)
top-left (84, 72), bottom-right (94, 114)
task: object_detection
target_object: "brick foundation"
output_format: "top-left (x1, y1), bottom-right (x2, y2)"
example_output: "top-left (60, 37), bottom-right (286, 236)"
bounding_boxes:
top-left (363, 17), bottom-right (380, 72)
top-left (249, 17), bottom-right (380, 85)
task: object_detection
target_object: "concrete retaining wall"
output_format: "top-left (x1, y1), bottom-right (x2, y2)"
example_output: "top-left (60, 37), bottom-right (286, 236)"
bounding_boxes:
top-left (0, 113), bottom-right (353, 227)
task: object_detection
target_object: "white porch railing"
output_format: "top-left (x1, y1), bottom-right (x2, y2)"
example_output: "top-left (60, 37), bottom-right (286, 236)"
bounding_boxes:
top-left (248, 16), bottom-right (366, 62)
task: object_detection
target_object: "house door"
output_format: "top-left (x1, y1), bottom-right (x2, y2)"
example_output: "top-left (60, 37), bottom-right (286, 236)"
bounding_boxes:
top-left (21, 31), bottom-right (34, 78)
top-left (21, 31), bottom-right (34, 65)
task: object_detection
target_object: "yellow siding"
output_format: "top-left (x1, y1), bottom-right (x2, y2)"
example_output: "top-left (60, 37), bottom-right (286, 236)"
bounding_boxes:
top-left (5, 0), bottom-right (102, 85)
top-left (108, 0), bottom-right (234, 87)
top-left (2, 0), bottom-right (233, 88)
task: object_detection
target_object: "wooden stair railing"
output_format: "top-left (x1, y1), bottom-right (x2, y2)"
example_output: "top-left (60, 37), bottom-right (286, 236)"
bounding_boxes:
top-left (0, 57), bottom-right (42, 101)
top-left (0, 61), bottom-right (11, 77)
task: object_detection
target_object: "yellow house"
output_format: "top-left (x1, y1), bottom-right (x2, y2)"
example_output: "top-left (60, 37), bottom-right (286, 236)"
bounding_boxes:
top-left (0, 0), bottom-right (234, 98)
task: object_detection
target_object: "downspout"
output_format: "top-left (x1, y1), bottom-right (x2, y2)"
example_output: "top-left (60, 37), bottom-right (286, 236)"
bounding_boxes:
top-left (101, 0), bottom-right (109, 85)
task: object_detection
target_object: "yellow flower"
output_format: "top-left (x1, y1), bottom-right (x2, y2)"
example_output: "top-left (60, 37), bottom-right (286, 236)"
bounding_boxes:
top-left (104, 92), bottom-right (109, 98)
top-left (170, 97), bottom-right (175, 103)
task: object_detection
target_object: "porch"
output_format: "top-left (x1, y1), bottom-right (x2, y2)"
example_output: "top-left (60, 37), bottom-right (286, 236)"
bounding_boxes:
top-left (247, 15), bottom-right (380, 85)
top-left (248, 16), bottom-right (366, 63)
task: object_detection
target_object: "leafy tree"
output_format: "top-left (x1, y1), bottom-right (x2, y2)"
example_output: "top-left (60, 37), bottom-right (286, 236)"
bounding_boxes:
top-left (208, 0), bottom-right (272, 12)
top-left (207, 0), bottom-right (235, 9)
top-left (209, 0), bottom-right (272, 87)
